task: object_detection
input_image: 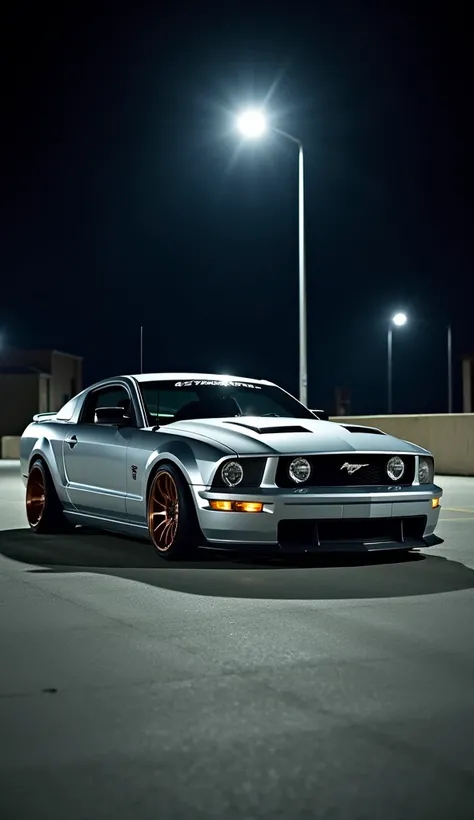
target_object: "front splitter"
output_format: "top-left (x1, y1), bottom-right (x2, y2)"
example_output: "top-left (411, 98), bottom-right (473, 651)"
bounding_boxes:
top-left (201, 533), bottom-right (443, 554)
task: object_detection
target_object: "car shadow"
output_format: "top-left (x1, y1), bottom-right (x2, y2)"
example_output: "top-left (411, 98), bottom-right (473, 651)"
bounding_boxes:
top-left (1, 527), bottom-right (473, 601)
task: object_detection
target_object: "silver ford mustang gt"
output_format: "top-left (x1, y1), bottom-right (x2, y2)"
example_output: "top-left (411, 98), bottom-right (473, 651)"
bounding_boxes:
top-left (20, 372), bottom-right (443, 559)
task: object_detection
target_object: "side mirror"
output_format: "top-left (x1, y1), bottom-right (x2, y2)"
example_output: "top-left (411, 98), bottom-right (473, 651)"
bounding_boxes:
top-left (311, 408), bottom-right (329, 421)
top-left (94, 406), bottom-right (130, 426)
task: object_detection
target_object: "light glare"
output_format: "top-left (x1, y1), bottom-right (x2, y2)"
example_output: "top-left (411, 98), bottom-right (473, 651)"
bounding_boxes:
top-left (237, 109), bottom-right (266, 138)
top-left (392, 312), bottom-right (407, 327)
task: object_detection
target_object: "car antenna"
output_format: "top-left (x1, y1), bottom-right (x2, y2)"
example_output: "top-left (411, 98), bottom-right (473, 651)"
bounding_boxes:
top-left (140, 325), bottom-right (144, 374)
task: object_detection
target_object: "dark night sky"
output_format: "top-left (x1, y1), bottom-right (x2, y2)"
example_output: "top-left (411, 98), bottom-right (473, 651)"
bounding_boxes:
top-left (1, 1), bottom-right (472, 414)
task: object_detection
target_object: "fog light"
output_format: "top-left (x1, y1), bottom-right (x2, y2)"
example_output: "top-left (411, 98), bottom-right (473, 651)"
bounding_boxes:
top-left (432, 498), bottom-right (440, 509)
top-left (210, 500), bottom-right (263, 513)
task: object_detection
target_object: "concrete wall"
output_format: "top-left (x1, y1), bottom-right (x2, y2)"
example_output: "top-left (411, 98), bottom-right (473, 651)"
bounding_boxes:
top-left (1, 349), bottom-right (83, 412)
top-left (0, 374), bottom-right (40, 437)
top-left (38, 373), bottom-right (51, 413)
top-left (330, 414), bottom-right (474, 476)
top-left (50, 351), bottom-right (83, 411)
top-left (1, 436), bottom-right (21, 459)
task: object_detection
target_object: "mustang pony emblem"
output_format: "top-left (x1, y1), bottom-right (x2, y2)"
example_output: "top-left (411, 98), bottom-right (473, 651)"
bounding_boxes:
top-left (340, 462), bottom-right (369, 475)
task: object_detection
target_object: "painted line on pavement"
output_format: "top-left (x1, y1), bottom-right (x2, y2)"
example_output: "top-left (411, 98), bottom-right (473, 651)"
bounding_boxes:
top-left (442, 507), bottom-right (474, 514)
top-left (439, 517), bottom-right (474, 522)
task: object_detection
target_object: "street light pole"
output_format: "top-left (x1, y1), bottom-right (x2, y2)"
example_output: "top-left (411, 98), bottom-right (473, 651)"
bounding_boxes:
top-left (386, 312), bottom-right (452, 414)
top-left (387, 327), bottom-right (393, 414)
top-left (387, 312), bottom-right (407, 414)
top-left (298, 142), bottom-right (307, 407)
top-left (274, 128), bottom-right (307, 406)
top-left (237, 113), bottom-right (308, 406)
top-left (447, 324), bottom-right (453, 413)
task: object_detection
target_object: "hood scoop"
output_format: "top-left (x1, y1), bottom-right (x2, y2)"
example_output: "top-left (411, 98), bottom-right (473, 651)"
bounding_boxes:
top-left (340, 424), bottom-right (386, 435)
top-left (224, 421), bottom-right (312, 435)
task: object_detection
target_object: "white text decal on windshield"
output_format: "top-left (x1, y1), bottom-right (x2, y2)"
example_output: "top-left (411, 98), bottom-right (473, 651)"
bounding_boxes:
top-left (174, 380), bottom-right (261, 389)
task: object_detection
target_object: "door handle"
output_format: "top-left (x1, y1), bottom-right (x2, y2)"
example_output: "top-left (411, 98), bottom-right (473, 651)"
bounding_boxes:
top-left (66, 435), bottom-right (78, 449)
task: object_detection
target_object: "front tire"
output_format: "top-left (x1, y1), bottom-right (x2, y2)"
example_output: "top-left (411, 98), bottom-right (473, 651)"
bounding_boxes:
top-left (26, 459), bottom-right (73, 534)
top-left (147, 464), bottom-right (199, 560)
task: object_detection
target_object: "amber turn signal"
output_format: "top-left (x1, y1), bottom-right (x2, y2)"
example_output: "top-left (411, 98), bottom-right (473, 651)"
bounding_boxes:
top-left (432, 498), bottom-right (440, 509)
top-left (210, 500), bottom-right (263, 513)
top-left (234, 501), bottom-right (264, 513)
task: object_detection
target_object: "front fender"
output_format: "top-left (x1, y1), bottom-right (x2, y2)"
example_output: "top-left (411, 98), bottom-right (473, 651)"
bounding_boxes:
top-left (144, 437), bottom-right (219, 490)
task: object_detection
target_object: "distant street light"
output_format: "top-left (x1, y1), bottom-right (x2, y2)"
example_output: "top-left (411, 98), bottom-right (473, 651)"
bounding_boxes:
top-left (392, 312), bottom-right (407, 327)
top-left (387, 313), bottom-right (453, 414)
top-left (237, 108), bottom-right (308, 407)
top-left (387, 313), bottom-right (407, 414)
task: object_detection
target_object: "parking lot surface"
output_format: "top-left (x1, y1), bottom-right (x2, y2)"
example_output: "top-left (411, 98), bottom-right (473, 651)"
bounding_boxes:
top-left (1, 461), bottom-right (473, 819)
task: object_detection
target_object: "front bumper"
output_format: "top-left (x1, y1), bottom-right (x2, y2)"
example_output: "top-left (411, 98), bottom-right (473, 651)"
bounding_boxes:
top-left (193, 484), bottom-right (443, 552)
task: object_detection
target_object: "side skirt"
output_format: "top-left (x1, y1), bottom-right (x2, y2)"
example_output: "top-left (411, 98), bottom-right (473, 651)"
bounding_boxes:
top-left (65, 510), bottom-right (149, 540)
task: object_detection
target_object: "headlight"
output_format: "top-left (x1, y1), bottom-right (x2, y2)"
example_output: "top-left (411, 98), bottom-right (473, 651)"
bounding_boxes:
top-left (386, 456), bottom-right (405, 481)
top-left (221, 461), bottom-right (243, 487)
top-left (288, 457), bottom-right (312, 484)
top-left (419, 457), bottom-right (434, 484)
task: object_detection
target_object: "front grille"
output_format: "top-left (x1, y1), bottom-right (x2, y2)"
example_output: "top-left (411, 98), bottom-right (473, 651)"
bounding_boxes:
top-left (278, 516), bottom-right (426, 548)
top-left (275, 454), bottom-right (416, 488)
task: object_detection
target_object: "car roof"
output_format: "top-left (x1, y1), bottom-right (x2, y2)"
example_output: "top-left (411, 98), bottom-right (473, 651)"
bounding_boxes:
top-left (128, 372), bottom-right (275, 385)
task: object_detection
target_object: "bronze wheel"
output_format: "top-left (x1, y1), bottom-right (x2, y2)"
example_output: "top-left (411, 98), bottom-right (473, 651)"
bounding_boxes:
top-left (26, 464), bottom-right (46, 528)
top-left (26, 458), bottom-right (74, 534)
top-left (148, 470), bottom-right (180, 552)
top-left (147, 464), bottom-right (200, 560)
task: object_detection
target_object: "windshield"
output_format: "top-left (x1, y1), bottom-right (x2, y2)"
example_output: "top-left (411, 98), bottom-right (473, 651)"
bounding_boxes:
top-left (139, 379), bottom-right (317, 425)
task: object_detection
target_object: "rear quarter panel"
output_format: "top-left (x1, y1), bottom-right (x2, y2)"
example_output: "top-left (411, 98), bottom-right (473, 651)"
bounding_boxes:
top-left (20, 422), bottom-right (70, 503)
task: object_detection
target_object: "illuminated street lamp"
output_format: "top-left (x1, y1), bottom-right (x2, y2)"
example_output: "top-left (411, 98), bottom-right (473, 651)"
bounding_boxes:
top-left (387, 312), bottom-right (453, 414)
top-left (237, 110), bottom-right (267, 138)
top-left (237, 109), bottom-right (308, 407)
top-left (387, 312), bottom-right (407, 414)
top-left (392, 312), bottom-right (407, 327)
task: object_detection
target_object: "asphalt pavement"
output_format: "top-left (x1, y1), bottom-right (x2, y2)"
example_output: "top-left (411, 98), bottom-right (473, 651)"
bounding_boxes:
top-left (1, 459), bottom-right (474, 819)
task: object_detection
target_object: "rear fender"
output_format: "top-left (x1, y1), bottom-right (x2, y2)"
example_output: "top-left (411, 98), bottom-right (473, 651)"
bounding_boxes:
top-left (22, 432), bottom-right (69, 504)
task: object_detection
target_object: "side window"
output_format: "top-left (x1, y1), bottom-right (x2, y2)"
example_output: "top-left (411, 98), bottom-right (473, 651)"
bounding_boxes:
top-left (81, 386), bottom-right (135, 424)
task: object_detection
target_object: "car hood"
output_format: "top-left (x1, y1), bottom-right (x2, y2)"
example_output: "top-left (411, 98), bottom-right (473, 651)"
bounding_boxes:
top-left (168, 416), bottom-right (431, 457)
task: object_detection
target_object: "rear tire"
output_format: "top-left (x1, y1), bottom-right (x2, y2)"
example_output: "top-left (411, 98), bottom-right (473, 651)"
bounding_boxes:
top-left (147, 463), bottom-right (200, 560)
top-left (26, 459), bottom-right (74, 534)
